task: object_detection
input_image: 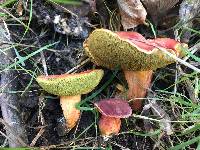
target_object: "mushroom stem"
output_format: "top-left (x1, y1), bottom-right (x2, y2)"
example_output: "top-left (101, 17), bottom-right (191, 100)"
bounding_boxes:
top-left (60, 95), bottom-right (81, 130)
top-left (124, 70), bottom-right (153, 111)
top-left (99, 115), bottom-right (121, 137)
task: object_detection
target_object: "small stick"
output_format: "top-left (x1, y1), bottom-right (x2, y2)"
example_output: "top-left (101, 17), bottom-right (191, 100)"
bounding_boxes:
top-left (47, 0), bottom-right (78, 17)
top-left (183, 42), bottom-right (200, 61)
top-left (133, 38), bottom-right (200, 73)
top-left (66, 58), bottom-right (90, 74)
top-left (30, 127), bottom-right (45, 147)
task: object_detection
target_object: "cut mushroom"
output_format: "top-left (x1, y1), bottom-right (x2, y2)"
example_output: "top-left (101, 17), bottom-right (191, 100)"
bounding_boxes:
top-left (84, 29), bottom-right (187, 111)
top-left (36, 69), bottom-right (104, 131)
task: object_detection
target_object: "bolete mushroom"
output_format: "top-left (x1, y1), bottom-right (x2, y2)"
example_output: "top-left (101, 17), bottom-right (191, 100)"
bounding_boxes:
top-left (84, 29), bottom-right (187, 111)
top-left (94, 98), bottom-right (132, 137)
top-left (36, 69), bottom-right (104, 131)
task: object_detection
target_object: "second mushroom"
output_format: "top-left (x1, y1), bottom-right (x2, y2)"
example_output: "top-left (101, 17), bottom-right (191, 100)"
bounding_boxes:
top-left (36, 69), bottom-right (104, 131)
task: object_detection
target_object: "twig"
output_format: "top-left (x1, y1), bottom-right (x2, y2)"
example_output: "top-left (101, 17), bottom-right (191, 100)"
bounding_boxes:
top-left (131, 38), bottom-right (200, 73)
top-left (135, 38), bottom-right (200, 73)
top-left (3, 20), bottom-right (25, 66)
top-left (66, 58), bottom-right (90, 74)
top-left (47, 0), bottom-right (78, 18)
top-left (30, 127), bottom-right (45, 147)
top-left (111, 141), bottom-right (130, 150)
top-left (38, 48), bottom-right (48, 76)
top-left (156, 46), bottom-right (200, 73)
top-left (0, 7), bottom-right (35, 33)
top-left (38, 95), bottom-right (46, 126)
top-left (173, 63), bottom-right (178, 95)
top-left (183, 42), bottom-right (200, 61)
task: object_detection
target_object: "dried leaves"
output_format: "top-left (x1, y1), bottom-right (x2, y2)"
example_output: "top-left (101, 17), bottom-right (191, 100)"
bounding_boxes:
top-left (117, 0), bottom-right (179, 29)
top-left (142, 0), bottom-right (179, 23)
top-left (117, 0), bottom-right (147, 30)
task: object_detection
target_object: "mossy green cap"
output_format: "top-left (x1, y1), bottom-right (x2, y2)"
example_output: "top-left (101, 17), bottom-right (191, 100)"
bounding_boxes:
top-left (36, 69), bottom-right (104, 96)
top-left (84, 29), bottom-right (187, 71)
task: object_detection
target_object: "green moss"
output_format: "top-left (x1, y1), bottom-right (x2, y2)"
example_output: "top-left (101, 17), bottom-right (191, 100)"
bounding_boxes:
top-left (36, 69), bottom-right (104, 96)
top-left (84, 29), bottom-right (186, 71)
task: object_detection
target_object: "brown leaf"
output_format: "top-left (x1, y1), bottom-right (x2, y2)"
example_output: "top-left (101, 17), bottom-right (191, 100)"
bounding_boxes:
top-left (16, 0), bottom-right (23, 16)
top-left (117, 0), bottom-right (147, 30)
top-left (141, 0), bottom-right (179, 23)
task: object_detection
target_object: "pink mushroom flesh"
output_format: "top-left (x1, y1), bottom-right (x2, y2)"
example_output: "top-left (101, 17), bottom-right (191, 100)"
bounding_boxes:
top-left (117, 32), bottom-right (146, 40)
top-left (150, 38), bottom-right (179, 50)
top-left (38, 70), bottom-right (93, 79)
top-left (117, 32), bottom-right (181, 52)
top-left (117, 32), bottom-right (155, 51)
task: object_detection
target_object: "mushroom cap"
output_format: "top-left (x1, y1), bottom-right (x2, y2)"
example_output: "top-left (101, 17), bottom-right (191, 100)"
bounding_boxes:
top-left (36, 69), bottom-right (104, 96)
top-left (84, 29), bottom-right (187, 71)
top-left (94, 99), bottom-right (132, 118)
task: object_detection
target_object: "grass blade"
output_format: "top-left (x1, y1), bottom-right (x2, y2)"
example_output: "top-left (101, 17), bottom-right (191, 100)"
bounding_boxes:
top-left (0, 42), bottom-right (59, 73)
top-left (169, 136), bottom-right (200, 150)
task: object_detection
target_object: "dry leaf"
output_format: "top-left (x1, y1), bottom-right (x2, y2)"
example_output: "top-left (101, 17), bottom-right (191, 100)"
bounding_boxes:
top-left (141, 0), bottom-right (179, 23)
top-left (117, 0), bottom-right (147, 30)
top-left (16, 0), bottom-right (23, 16)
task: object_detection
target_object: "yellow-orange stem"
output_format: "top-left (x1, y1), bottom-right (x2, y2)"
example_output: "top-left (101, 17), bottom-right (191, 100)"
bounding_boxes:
top-left (60, 95), bottom-right (81, 131)
top-left (99, 115), bottom-right (121, 137)
top-left (124, 70), bottom-right (153, 111)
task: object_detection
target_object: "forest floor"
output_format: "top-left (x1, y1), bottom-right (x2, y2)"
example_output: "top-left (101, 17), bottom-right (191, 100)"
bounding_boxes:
top-left (0, 0), bottom-right (200, 149)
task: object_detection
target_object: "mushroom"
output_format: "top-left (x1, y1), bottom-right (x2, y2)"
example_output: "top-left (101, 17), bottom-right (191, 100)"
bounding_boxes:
top-left (94, 98), bottom-right (132, 137)
top-left (84, 29), bottom-right (187, 111)
top-left (36, 69), bottom-right (104, 131)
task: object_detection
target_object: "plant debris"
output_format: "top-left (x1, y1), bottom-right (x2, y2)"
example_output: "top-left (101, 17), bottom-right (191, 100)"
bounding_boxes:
top-left (142, 0), bottom-right (179, 24)
top-left (117, 0), bottom-right (147, 30)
